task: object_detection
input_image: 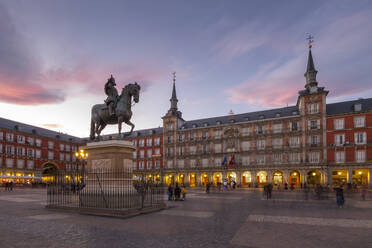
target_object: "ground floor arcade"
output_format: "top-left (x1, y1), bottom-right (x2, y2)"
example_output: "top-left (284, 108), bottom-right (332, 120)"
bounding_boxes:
top-left (133, 166), bottom-right (372, 187)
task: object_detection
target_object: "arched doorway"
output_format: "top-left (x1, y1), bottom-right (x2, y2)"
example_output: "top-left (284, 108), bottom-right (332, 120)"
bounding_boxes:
top-left (290, 171), bottom-right (301, 186)
top-left (165, 174), bottom-right (174, 185)
top-left (189, 173), bottom-right (196, 187)
top-left (154, 174), bottom-right (161, 184)
top-left (227, 172), bottom-right (237, 183)
top-left (272, 171), bottom-right (284, 185)
top-left (213, 172), bottom-right (222, 185)
top-left (257, 171), bottom-right (267, 185)
top-left (146, 174), bottom-right (153, 182)
top-left (201, 172), bottom-right (209, 186)
top-left (332, 169), bottom-right (348, 185)
top-left (178, 173), bottom-right (185, 185)
top-left (307, 170), bottom-right (322, 185)
top-left (42, 162), bottom-right (59, 183)
top-left (241, 171), bottom-right (252, 187)
top-left (352, 169), bottom-right (369, 186)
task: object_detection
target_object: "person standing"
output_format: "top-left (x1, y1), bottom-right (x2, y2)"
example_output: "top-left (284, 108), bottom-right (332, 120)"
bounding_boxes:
top-left (334, 185), bottom-right (345, 208)
top-left (206, 182), bottom-right (210, 194)
top-left (182, 186), bottom-right (187, 201)
top-left (168, 185), bottom-right (174, 201)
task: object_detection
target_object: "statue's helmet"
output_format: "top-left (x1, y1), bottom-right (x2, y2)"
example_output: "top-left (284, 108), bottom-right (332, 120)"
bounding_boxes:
top-left (108, 74), bottom-right (116, 86)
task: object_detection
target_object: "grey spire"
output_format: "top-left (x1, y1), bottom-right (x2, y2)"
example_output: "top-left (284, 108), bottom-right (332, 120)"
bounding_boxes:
top-left (304, 49), bottom-right (318, 89)
top-left (170, 81), bottom-right (178, 110)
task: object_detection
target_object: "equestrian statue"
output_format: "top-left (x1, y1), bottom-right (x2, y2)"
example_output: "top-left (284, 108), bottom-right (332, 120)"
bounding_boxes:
top-left (90, 75), bottom-right (141, 141)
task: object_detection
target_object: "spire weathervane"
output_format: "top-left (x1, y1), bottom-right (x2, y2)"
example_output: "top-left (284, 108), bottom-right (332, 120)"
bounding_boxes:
top-left (172, 71), bottom-right (176, 84)
top-left (306, 34), bottom-right (314, 49)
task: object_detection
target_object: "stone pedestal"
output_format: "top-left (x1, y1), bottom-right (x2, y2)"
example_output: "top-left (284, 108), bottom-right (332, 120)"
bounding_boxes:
top-left (80, 140), bottom-right (137, 208)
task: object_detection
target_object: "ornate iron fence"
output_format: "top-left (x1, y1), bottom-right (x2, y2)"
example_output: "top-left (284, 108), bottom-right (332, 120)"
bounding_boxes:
top-left (46, 169), bottom-right (165, 214)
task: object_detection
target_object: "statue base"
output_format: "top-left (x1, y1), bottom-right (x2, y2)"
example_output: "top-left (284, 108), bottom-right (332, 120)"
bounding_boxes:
top-left (80, 140), bottom-right (138, 208)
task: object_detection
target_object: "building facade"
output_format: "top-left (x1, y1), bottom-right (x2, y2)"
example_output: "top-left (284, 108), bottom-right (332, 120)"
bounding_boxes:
top-left (0, 118), bottom-right (82, 183)
top-left (133, 47), bottom-right (372, 187)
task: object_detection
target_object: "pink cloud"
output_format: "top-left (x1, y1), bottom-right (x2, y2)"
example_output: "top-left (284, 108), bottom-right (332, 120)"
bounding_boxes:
top-left (41, 124), bottom-right (62, 129)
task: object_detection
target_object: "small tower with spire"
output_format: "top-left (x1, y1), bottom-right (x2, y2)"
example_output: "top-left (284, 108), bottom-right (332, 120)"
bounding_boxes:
top-left (170, 72), bottom-right (179, 112)
top-left (304, 35), bottom-right (318, 90)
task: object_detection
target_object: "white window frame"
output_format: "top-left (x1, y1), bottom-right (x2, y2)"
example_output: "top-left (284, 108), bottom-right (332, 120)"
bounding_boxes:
top-left (354, 116), bottom-right (365, 128)
top-left (334, 119), bottom-right (345, 130)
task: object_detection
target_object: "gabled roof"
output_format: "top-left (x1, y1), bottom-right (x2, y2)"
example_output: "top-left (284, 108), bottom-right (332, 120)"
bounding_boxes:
top-left (0, 117), bottom-right (82, 143)
top-left (326, 98), bottom-right (372, 115)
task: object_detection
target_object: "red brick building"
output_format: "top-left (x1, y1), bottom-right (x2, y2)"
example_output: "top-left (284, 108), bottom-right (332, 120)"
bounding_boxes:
top-left (326, 100), bottom-right (372, 185)
top-left (0, 117), bottom-right (83, 183)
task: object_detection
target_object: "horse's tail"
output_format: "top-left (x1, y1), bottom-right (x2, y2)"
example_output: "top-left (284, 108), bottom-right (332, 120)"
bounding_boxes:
top-left (90, 113), bottom-right (95, 141)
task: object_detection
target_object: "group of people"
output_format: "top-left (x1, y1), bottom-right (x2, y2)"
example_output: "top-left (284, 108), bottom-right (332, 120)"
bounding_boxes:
top-left (168, 183), bottom-right (187, 201)
top-left (3, 181), bottom-right (14, 191)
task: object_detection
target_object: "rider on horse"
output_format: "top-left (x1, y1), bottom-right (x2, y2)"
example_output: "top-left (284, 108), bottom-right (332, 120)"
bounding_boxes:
top-left (104, 75), bottom-right (119, 117)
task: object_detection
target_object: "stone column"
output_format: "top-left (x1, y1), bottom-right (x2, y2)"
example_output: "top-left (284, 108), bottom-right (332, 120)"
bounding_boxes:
top-left (251, 171), bottom-right (257, 185)
top-left (267, 171), bottom-right (273, 183)
top-left (328, 168), bottom-right (333, 186)
top-left (235, 171), bottom-right (241, 185)
top-left (348, 168), bottom-right (353, 184)
top-left (369, 168), bottom-right (372, 188)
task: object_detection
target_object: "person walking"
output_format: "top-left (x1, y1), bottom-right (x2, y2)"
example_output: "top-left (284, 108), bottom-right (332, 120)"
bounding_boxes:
top-left (264, 184), bottom-right (268, 200)
top-left (334, 185), bottom-right (345, 208)
top-left (268, 183), bottom-right (273, 199)
top-left (174, 183), bottom-right (181, 201)
top-left (168, 185), bottom-right (174, 201)
top-left (181, 186), bottom-right (187, 201)
top-left (206, 182), bottom-right (210, 194)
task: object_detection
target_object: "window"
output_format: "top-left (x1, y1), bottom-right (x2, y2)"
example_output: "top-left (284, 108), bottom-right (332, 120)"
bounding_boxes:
top-left (132, 140), bottom-right (137, 147)
top-left (146, 161), bottom-right (152, 169)
top-left (214, 130), bottom-right (222, 139)
top-left (132, 162), bottom-right (137, 170)
top-left (241, 156), bottom-right (250, 165)
top-left (354, 103), bottom-right (362, 112)
top-left (27, 137), bottom-right (34, 145)
top-left (334, 134), bottom-right (345, 146)
top-left (334, 119), bottom-right (344, 130)
top-left (289, 153), bottom-right (301, 163)
top-left (354, 132), bottom-right (366, 145)
top-left (307, 103), bottom-right (319, 114)
top-left (202, 158), bottom-right (208, 168)
top-left (147, 149), bottom-right (152, 158)
top-left (178, 160), bottom-right (184, 168)
top-left (257, 139), bottom-right (265, 150)
top-left (214, 157), bottom-right (222, 167)
top-left (0, 131), bottom-right (3, 140)
top-left (272, 138), bottom-right (283, 149)
top-left (178, 134), bottom-right (184, 142)
top-left (202, 144), bottom-right (207, 153)
top-left (241, 141), bottom-right (250, 151)
top-left (190, 159), bottom-right (196, 168)
top-left (167, 123), bottom-right (173, 131)
top-left (167, 136), bottom-right (173, 144)
top-left (6, 145), bottom-right (15, 155)
top-left (66, 154), bottom-right (70, 161)
top-left (48, 151), bottom-right (54, 160)
top-left (17, 135), bottom-right (25, 143)
top-left (36, 139), bottom-right (42, 147)
top-left (6, 158), bottom-right (14, 168)
top-left (335, 151), bottom-right (345, 163)
top-left (133, 151), bottom-right (137, 159)
top-left (139, 139), bottom-right (144, 147)
top-left (309, 119), bottom-right (320, 130)
top-left (27, 160), bottom-right (34, 169)
top-left (0, 144), bottom-right (2, 153)
top-left (189, 133), bottom-right (195, 140)
top-left (257, 155), bottom-right (265, 165)
top-left (154, 138), bottom-right (160, 146)
top-left (272, 153), bottom-right (282, 164)
top-left (59, 144), bottom-right (65, 151)
top-left (309, 152), bottom-right (320, 163)
top-left (189, 145), bottom-right (196, 155)
top-left (214, 143), bottom-right (222, 153)
top-left (257, 125), bottom-right (265, 134)
top-left (167, 147), bottom-right (173, 156)
top-left (155, 148), bottom-right (160, 155)
top-left (146, 139), bottom-right (152, 146)
top-left (354, 116), bottom-right (365, 128)
top-left (65, 145), bottom-right (70, 152)
top-left (166, 160), bottom-right (173, 169)
top-left (139, 161), bottom-right (144, 170)
top-left (202, 131), bottom-right (207, 139)
top-left (17, 159), bottom-right (24, 169)
top-left (178, 146), bottom-right (184, 156)
top-left (27, 148), bottom-right (34, 157)
top-left (17, 147), bottom-right (25, 156)
top-left (48, 141), bottom-right (54, 149)
top-left (289, 136), bottom-right (300, 147)
top-left (272, 123), bottom-right (282, 133)
top-left (6, 133), bottom-right (14, 142)
top-left (60, 153), bottom-right (65, 161)
top-left (356, 150), bottom-right (366, 162)
top-left (242, 127), bottom-right (250, 136)
top-left (72, 146), bottom-right (77, 152)
top-left (310, 135), bottom-right (319, 146)
top-left (35, 150), bottom-right (41, 158)
top-left (139, 150), bottom-right (144, 158)
top-left (155, 160), bottom-right (160, 169)
top-left (291, 121), bottom-right (299, 131)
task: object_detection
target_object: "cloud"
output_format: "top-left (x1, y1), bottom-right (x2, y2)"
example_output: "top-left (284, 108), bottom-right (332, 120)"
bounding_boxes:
top-left (0, 3), bottom-right (166, 106)
top-left (40, 123), bottom-right (62, 129)
top-left (226, 9), bottom-right (372, 107)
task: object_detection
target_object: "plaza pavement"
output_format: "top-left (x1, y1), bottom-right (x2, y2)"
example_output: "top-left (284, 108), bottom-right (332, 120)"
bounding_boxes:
top-left (0, 188), bottom-right (372, 248)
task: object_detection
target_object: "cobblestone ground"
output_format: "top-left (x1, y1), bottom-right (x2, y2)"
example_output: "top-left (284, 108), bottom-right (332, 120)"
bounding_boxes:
top-left (1, 187), bottom-right (372, 248)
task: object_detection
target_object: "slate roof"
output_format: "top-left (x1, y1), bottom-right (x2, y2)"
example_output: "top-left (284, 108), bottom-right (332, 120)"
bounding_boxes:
top-left (180, 106), bottom-right (299, 130)
top-left (326, 98), bottom-right (372, 115)
top-left (0, 117), bottom-right (83, 143)
top-left (101, 127), bottom-right (163, 140)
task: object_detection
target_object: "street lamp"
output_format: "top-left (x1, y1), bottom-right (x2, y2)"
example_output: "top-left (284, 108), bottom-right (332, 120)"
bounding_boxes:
top-left (75, 149), bottom-right (88, 172)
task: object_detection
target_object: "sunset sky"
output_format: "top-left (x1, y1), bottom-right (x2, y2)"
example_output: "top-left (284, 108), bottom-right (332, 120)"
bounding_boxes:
top-left (1, 0), bottom-right (372, 137)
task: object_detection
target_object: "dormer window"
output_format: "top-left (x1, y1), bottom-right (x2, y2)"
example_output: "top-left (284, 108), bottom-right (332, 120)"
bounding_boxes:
top-left (292, 111), bottom-right (298, 116)
top-left (354, 103), bottom-right (362, 112)
top-left (245, 117), bottom-right (249, 121)
top-left (216, 121), bottom-right (221, 125)
top-left (192, 124), bottom-right (197, 128)
top-left (203, 123), bottom-right (208, 127)
top-left (275, 113), bottom-right (281, 118)
top-left (181, 126), bottom-right (185, 129)
top-left (230, 119), bottom-right (235, 123)
top-left (14, 125), bottom-right (19, 130)
top-left (259, 115), bottom-right (265, 120)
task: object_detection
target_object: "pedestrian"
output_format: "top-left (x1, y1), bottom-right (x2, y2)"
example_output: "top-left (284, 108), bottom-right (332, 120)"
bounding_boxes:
top-left (206, 182), bottom-right (210, 194)
top-left (9, 181), bottom-right (13, 191)
top-left (334, 185), bottom-right (345, 208)
top-left (181, 186), bottom-right (187, 201)
top-left (168, 185), bottom-right (174, 201)
top-left (174, 183), bottom-right (181, 201)
top-left (268, 183), bottom-right (273, 199)
top-left (284, 182), bottom-right (288, 190)
top-left (4, 182), bottom-right (8, 191)
top-left (223, 180), bottom-right (227, 191)
top-left (264, 184), bottom-right (269, 199)
top-left (361, 185), bottom-right (367, 201)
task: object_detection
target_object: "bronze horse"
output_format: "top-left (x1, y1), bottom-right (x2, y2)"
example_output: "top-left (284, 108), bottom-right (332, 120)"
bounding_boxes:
top-left (90, 82), bottom-right (140, 140)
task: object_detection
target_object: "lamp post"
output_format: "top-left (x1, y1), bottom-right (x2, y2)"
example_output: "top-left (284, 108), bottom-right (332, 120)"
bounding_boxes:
top-left (74, 149), bottom-right (88, 172)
